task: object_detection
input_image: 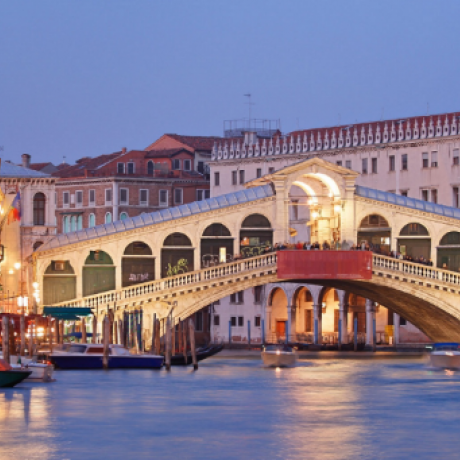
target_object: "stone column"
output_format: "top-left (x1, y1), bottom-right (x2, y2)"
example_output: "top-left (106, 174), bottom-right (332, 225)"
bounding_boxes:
top-left (393, 312), bottom-right (400, 346)
top-left (365, 299), bottom-right (375, 346)
top-left (313, 303), bottom-right (322, 345)
top-left (286, 304), bottom-right (295, 343)
top-left (272, 178), bottom-right (289, 244)
top-left (337, 290), bottom-right (348, 344)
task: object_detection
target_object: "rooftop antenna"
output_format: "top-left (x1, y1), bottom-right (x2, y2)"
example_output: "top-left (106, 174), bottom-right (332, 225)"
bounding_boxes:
top-left (244, 93), bottom-right (254, 130)
top-left (63, 155), bottom-right (66, 164)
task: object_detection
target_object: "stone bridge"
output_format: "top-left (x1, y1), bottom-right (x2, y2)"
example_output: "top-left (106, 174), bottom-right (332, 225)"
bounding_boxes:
top-left (34, 157), bottom-right (460, 342)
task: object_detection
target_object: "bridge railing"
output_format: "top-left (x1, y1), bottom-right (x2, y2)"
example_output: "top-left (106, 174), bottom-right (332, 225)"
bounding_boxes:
top-left (51, 252), bottom-right (278, 308)
top-left (373, 254), bottom-right (460, 286)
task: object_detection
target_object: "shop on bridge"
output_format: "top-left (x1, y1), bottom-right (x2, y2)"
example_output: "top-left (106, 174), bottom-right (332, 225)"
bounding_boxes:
top-left (43, 260), bottom-right (76, 305)
top-left (357, 214), bottom-right (391, 253)
top-left (437, 231), bottom-right (460, 271)
top-left (122, 241), bottom-right (155, 287)
top-left (397, 223), bottom-right (431, 260)
top-left (239, 214), bottom-right (273, 258)
top-left (83, 250), bottom-right (116, 296)
top-left (200, 223), bottom-right (234, 267)
top-left (161, 233), bottom-right (194, 278)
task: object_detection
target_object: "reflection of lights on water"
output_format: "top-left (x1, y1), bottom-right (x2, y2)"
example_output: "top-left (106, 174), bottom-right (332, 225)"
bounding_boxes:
top-left (446, 352), bottom-right (454, 356)
top-left (445, 370), bottom-right (455, 376)
top-left (276, 367), bottom-right (281, 372)
top-left (276, 351), bottom-right (280, 355)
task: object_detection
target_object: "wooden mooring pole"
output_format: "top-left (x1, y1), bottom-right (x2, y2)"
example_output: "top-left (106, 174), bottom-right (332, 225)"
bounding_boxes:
top-left (165, 316), bottom-right (171, 371)
top-left (28, 320), bottom-right (34, 357)
top-left (2, 316), bottom-right (10, 364)
top-left (92, 315), bottom-right (97, 344)
top-left (20, 314), bottom-right (25, 356)
top-left (178, 318), bottom-right (182, 356)
top-left (103, 316), bottom-right (109, 369)
top-left (171, 317), bottom-right (175, 357)
top-left (154, 319), bottom-right (161, 355)
top-left (151, 313), bottom-right (156, 354)
top-left (82, 317), bottom-right (87, 344)
top-left (48, 315), bottom-right (53, 354)
top-left (189, 318), bottom-right (198, 370)
top-left (59, 320), bottom-right (64, 344)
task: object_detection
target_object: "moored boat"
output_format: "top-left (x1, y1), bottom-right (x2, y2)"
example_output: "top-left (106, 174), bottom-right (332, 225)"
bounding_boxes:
top-left (430, 343), bottom-right (460, 369)
top-left (261, 345), bottom-right (297, 368)
top-left (170, 344), bottom-right (224, 366)
top-left (0, 359), bottom-right (32, 387)
top-left (50, 344), bottom-right (164, 370)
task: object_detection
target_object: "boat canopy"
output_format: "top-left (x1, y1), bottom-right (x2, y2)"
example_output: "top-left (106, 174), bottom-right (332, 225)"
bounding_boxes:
top-left (42, 307), bottom-right (93, 320)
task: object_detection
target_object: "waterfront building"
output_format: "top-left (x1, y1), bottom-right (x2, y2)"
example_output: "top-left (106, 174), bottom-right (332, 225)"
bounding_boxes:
top-left (0, 158), bottom-right (56, 312)
top-left (208, 111), bottom-right (460, 345)
top-left (53, 146), bottom-right (210, 234)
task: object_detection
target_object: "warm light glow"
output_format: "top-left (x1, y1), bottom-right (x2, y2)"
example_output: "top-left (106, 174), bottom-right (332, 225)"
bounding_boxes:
top-left (276, 350), bottom-right (281, 355)
top-left (312, 211), bottom-right (319, 219)
top-left (32, 282), bottom-right (39, 289)
top-left (14, 262), bottom-right (21, 270)
top-left (334, 204), bottom-right (342, 213)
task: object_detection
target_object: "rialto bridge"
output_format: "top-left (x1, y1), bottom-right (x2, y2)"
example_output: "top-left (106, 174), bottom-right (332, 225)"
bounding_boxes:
top-left (34, 158), bottom-right (460, 343)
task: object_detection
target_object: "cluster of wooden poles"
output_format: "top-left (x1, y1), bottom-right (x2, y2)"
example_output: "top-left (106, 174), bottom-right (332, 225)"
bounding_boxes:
top-left (99, 312), bottom-right (198, 371)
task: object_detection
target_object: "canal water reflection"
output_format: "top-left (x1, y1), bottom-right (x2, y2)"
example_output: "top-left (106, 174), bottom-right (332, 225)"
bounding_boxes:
top-left (1, 358), bottom-right (460, 459)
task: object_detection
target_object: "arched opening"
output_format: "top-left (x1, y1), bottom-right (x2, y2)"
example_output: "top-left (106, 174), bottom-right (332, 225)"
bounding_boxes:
top-left (240, 214), bottom-right (273, 257)
top-left (358, 214), bottom-right (391, 253)
top-left (71, 216), bottom-right (77, 232)
top-left (63, 216), bottom-right (70, 234)
top-left (120, 212), bottom-right (128, 221)
top-left (437, 231), bottom-right (460, 271)
top-left (147, 161), bottom-right (154, 175)
top-left (88, 213), bottom-right (95, 228)
top-left (201, 223), bottom-right (233, 267)
top-left (268, 287), bottom-right (288, 341)
top-left (82, 250), bottom-right (115, 296)
top-left (43, 260), bottom-right (76, 304)
top-left (33, 192), bottom-right (46, 226)
top-left (161, 233), bottom-right (194, 278)
top-left (77, 215), bottom-right (83, 230)
top-left (122, 242), bottom-right (155, 287)
top-left (397, 223), bottom-right (431, 260)
top-left (105, 212), bottom-right (112, 224)
top-left (316, 287), bottom-right (340, 343)
top-left (292, 286), bottom-right (314, 340)
top-left (33, 241), bottom-right (44, 251)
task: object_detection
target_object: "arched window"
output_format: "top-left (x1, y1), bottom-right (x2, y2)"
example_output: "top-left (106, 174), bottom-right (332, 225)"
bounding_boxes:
top-left (440, 232), bottom-right (460, 246)
top-left (88, 213), bottom-right (95, 228)
top-left (33, 241), bottom-right (43, 251)
top-left (203, 223), bottom-right (231, 237)
top-left (399, 223), bottom-right (429, 236)
top-left (163, 233), bottom-right (192, 246)
top-left (124, 241), bottom-right (152, 255)
top-left (63, 216), bottom-right (70, 234)
top-left (147, 161), bottom-right (154, 175)
top-left (359, 214), bottom-right (389, 228)
top-left (70, 216), bottom-right (77, 232)
top-left (241, 214), bottom-right (271, 228)
top-left (105, 212), bottom-right (112, 224)
top-left (77, 215), bottom-right (83, 230)
top-left (120, 212), bottom-right (128, 221)
top-left (33, 192), bottom-right (46, 225)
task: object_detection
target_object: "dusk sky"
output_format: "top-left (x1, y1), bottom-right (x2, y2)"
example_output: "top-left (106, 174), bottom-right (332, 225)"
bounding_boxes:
top-left (1, 0), bottom-right (459, 165)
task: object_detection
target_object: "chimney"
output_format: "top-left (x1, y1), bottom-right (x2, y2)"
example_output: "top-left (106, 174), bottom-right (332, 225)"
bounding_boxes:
top-left (22, 153), bottom-right (31, 169)
top-left (121, 147), bottom-right (127, 154)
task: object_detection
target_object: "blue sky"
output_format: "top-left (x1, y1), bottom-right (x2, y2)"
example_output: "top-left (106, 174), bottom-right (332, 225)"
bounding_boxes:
top-left (1, 0), bottom-right (459, 165)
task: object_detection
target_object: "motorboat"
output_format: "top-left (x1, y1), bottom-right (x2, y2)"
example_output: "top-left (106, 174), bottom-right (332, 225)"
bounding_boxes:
top-left (50, 343), bottom-right (164, 370)
top-left (0, 359), bottom-right (32, 388)
top-left (429, 343), bottom-right (460, 369)
top-left (261, 345), bottom-right (297, 368)
top-left (10, 357), bottom-right (55, 382)
top-left (170, 344), bottom-right (224, 366)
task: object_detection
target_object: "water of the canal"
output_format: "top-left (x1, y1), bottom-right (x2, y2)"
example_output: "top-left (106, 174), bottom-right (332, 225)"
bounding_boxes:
top-left (0, 357), bottom-right (459, 460)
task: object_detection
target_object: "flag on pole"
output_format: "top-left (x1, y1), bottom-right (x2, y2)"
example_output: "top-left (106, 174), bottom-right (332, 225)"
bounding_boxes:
top-left (7, 192), bottom-right (21, 224)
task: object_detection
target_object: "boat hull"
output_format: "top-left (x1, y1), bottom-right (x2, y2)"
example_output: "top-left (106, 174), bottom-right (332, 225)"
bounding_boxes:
top-left (50, 355), bottom-right (164, 370)
top-left (261, 351), bottom-right (297, 368)
top-left (0, 370), bottom-right (32, 387)
top-left (430, 353), bottom-right (460, 369)
top-left (171, 345), bottom-right (224, 366)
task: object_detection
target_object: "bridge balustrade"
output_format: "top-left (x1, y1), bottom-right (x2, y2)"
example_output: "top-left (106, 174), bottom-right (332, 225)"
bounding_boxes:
top-left (51, 252), bottom-right (278, 308)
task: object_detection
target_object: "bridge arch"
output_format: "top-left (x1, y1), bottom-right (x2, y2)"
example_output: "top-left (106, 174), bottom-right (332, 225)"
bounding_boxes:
top-left (82, 250), bottom-right (115, 296)
top-left (161, 232), bottom-right (194, 278)
top-left (200, 223), bottom-right (234, 267)
top-left (239, 213), bottom-right (273, 257)
top-left (397, 222), bottom-right (431, 260)
top-left (122, 241), bottom-right (155, 287)
top-left (437, 231), bottom-right (460, 271)
top-left (43, 260), bottom-right (76, 305)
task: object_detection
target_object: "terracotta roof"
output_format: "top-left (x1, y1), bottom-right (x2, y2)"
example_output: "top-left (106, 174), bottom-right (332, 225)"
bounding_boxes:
top-left (145, 134), bottom-right (222, 152)
top-left (52, 152), bottom-right (123, 178)
top-left (145, 148), bottom-right (193, 158)
top-left (29, 162), bottom-right (53, 171)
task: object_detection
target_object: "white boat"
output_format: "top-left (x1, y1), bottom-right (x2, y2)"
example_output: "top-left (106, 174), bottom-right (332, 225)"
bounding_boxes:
top-left (261, 345), bottom-right (297, 368)
top-left (9, 356), bottom-right (55, 382)
top-left (430, 343), bottom-right (460, 369)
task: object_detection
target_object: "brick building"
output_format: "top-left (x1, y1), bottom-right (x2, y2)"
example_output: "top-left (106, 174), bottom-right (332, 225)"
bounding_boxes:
top-left (53, 146), bottom-right (211, 233)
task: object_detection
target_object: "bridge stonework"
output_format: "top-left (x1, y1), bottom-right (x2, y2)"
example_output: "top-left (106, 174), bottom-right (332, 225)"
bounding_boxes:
top-left (34, 158), bottom-right (460, 342)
